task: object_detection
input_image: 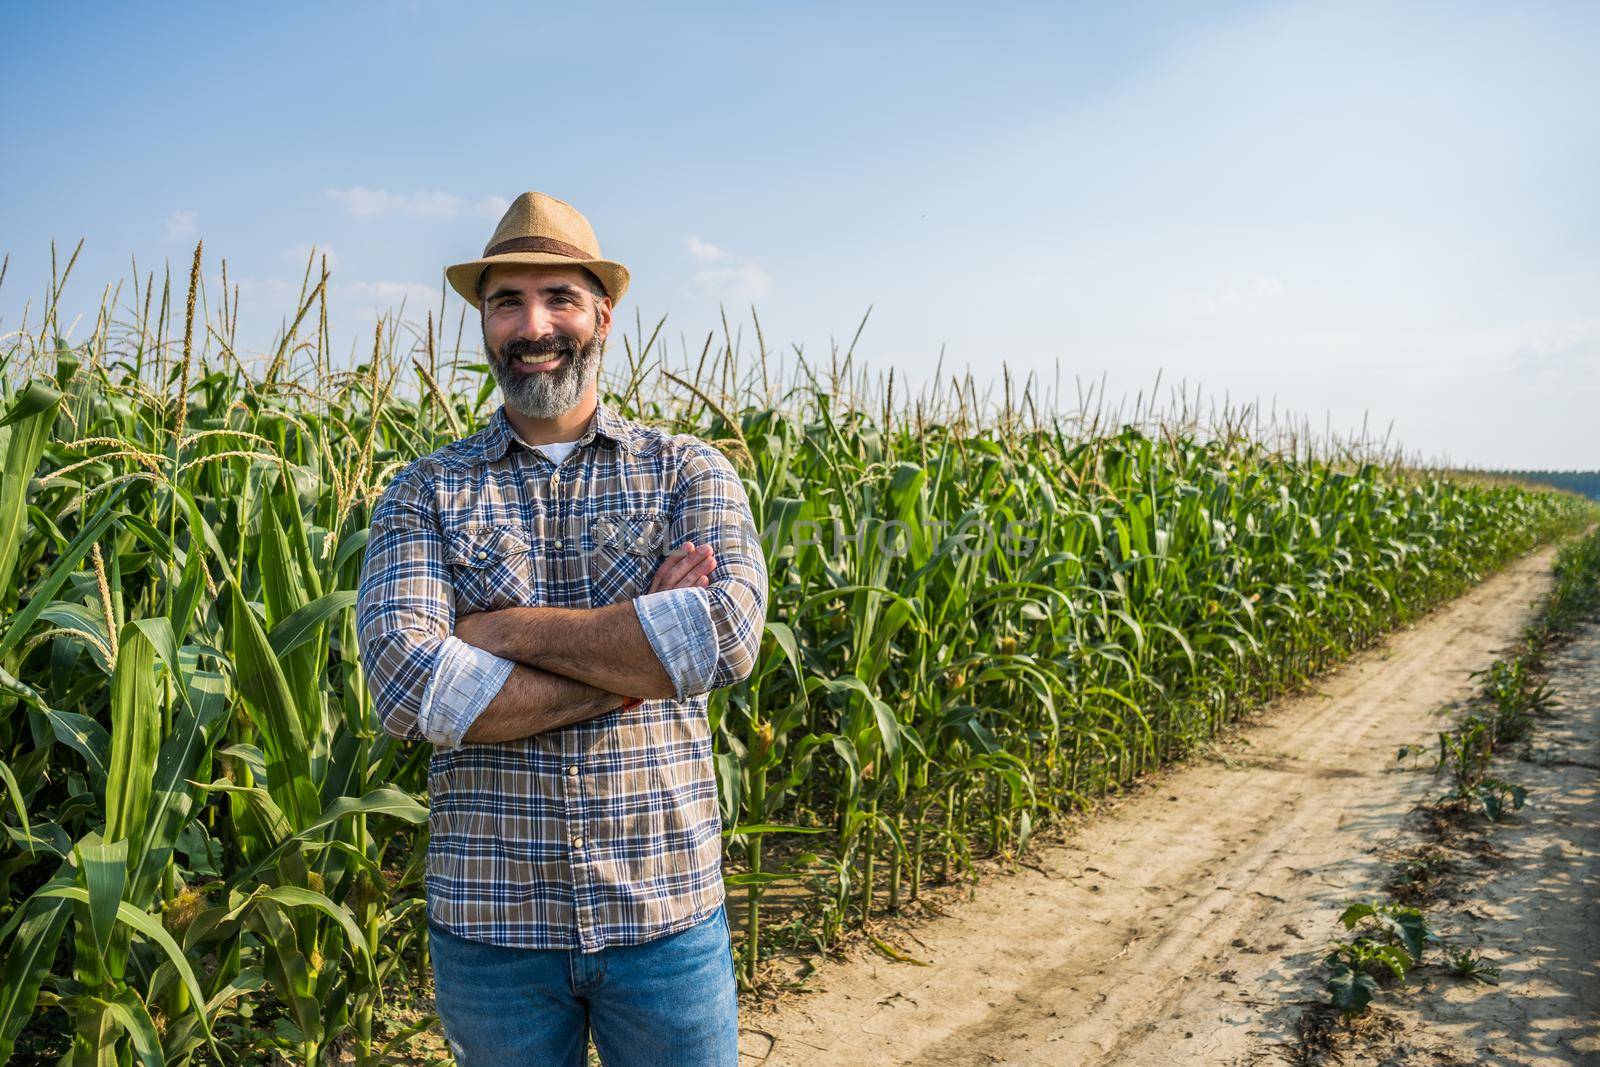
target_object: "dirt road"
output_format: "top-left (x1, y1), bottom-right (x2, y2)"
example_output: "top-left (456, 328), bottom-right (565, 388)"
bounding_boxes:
top-left (740, 544), bottom-right (1595, 1065)
top-left (1363, 618), bottom-right (1600, 1065)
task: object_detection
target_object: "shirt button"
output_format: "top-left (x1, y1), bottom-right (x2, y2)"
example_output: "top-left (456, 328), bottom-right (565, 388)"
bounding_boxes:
top-left (475, 550), bottom-right (487, 560)
top-left (551, 472), bottom-right (561, 485)
top-left (567, 765), bottom-right (579, 777)
top-left (571, 836), bottom-right (584, 849)
top-left (553, 540), bottom-right (563, 550)
top-left (634, 536), bottom-right (646, 546)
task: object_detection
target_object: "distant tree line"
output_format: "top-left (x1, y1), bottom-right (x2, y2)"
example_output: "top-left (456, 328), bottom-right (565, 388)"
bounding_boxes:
top-left (1492, 471), bottom-right (1600, 500)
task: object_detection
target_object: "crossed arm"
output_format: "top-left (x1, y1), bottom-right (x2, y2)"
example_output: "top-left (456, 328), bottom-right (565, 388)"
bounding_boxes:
top-left (354, 447), bottom-right (768, 748)
top-left (453, 545), bottom-right (716, 743)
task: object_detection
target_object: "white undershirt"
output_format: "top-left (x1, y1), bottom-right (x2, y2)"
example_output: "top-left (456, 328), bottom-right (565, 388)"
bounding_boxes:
top-left (530, 439), bottom-right (579, 465)
top-left (511, 429), bottom-right (580, 466)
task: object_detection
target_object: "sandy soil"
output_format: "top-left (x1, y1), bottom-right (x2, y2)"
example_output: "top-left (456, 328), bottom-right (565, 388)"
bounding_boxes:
top-left (1345, 618), bottom-right (1598, 1065)
top-left (738, 544), bottom-right (1598, 1065)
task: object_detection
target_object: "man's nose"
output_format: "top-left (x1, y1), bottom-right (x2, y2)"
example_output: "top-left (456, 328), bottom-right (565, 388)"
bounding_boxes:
top-left (515, 300), bottom-right (557, 337)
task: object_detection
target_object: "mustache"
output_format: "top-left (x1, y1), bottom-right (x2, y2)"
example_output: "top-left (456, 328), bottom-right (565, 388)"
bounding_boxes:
top-left (499, 332), bottom-right (581, 361)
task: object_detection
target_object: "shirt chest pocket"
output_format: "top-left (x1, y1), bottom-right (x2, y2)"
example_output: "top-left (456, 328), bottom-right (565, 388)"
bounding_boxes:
top-left (585, 512), bottom-right (668, 605)
top-left (447, 525), bottom-right (538, 613)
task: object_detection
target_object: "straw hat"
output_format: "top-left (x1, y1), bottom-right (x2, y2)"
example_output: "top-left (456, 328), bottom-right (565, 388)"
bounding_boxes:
top-left (445, 191), bottom-right (630, 307)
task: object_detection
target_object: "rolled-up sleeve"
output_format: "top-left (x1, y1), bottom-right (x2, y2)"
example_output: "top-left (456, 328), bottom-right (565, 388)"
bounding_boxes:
top-left (355, 467), bottom-right (514, 743)
top-left (635, 443), bottom-right (768, 698)
top-left (417, 636), bottom-right (516, 747)
top-left (634, 587), bottom-right (719, 699)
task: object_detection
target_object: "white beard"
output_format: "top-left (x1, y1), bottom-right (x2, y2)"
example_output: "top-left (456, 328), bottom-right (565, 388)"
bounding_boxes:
top-left (491, 331), bottom-right (603, 419)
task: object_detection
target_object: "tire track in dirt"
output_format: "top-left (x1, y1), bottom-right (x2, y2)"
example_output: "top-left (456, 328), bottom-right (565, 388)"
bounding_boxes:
top-left (740, 545), bottom-right (1561, 1066)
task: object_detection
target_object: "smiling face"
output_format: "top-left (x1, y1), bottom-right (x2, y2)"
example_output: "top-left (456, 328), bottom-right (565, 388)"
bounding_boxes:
top-left (479, 263), bottom-right (614, 420)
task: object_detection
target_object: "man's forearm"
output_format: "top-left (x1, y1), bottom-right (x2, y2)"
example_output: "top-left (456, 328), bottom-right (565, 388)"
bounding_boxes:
top-left (460, 662), bottom-right (629, 743)
top-left (462, 602), bottom-right (677, 700)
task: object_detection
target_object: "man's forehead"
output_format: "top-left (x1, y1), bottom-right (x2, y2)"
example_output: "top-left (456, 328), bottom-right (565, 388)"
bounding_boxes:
top-left (481, 263), bottom-right (597, 294)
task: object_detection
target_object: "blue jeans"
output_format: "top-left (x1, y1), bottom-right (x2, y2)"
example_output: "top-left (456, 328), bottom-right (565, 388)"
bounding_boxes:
top-left (428, 904), bottom-right (739, 1066)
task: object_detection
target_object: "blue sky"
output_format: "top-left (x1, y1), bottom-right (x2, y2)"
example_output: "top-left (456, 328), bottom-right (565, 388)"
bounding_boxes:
top-left (2, 1), bottom-right (1595, 468)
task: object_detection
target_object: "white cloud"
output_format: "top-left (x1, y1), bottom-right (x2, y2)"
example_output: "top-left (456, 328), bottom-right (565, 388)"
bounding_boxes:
top-left (333, 280), bottom-right (441, 314)
top-left (228, 276), bottom-right (440, 325)
top-left (164, 209), bottom-right (199, 241)
top-left (475, 195), bottom-right (510, 220)
top-left (325, 187), bottom-right (508, 221)
top-left (1508, 320), bottom-right (1600, 382)
top-left (685, 235), bottom-right (730, 264)
top-left (1189, 275), bottom-right (1286, 316)
top-left (325, 187), bottom-right (459, 218)
top-left (231, 276), bottom-right (299, 311)
top-left (684, 237), bottom-right (771, 300)
top-left (692, 264), bottom-right (774, 301)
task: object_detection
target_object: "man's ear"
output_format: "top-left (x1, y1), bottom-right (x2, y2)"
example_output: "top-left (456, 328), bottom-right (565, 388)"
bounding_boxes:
top-left (594, 295), bottom-right (614, 341)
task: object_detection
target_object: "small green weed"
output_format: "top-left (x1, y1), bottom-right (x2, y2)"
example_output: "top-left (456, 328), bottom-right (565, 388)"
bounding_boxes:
top-left (1435, 712), bottom-right (1530, 821)
top-left (1443, 946), bottom-right (1502, 985)
top-left (1321, 902), bottom-right (1438, 1017)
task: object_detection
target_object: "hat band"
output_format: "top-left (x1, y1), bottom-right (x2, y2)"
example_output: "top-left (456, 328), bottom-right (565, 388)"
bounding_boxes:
top-left (484, 236), bottom-right (593, 260)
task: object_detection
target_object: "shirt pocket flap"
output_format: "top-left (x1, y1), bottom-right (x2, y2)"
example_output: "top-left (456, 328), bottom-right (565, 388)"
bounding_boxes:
top-left (590, 513), bottom-right (667, 556)
top-left (447, 526), bottom-right (533, 568)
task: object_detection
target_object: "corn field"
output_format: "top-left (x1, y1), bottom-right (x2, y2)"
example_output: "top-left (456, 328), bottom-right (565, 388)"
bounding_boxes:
top-left (1, 247), bottom-right (1595, 1063)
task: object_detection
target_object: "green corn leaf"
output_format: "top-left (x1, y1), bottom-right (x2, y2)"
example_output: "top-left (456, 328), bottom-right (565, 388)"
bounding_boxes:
top-left (332, 527), bottom-right (370, 573)
top-left (760, 620), bottom-right (804, 685)
top-left (0, 379), bottom-right (63, 428)
top-left (257, 489), bottom-right (326, 756)
top-left (267, 589), bottom-right (357, 659)
top-left (157, 970), bottom-right (266, 1062)
top-left (225, 577), bottom-right (319, 830)
top-left (105, 621), bottom-right (161, 849)
top-left (223, 784), bottom-right (430, 889)
top-left (36, 601), bottom-right (115, 672)
top-left (723, 870), bottom-right (802, 886)
top-left (74, 838), bottom-right (129, 962)
top-left (218, 742), bottom-right (269, 784)
top-left (167, 503), bottom-right (210, 642)
top-left (41, 705), bottom-right (113, 780)
top-left (32, 886), bottom-right (214, 1049)
top-left (0, 891), bottom-right (72, 1059)
top-left (130, 668), bottom-right (230, 902)
top-left (103, 988), bottom-right (165, 1067)
top-left (0, 757), bottom-right (31, 838)
top-left (274, 457), bottom-right (324, 602)
top-left (256, 885), bottom-right (377, 984)
top-left (192, 780), bottom-right (292, 848)
top-left (871, 693), bottom-right (903, 764)
top-left (3, 819), bottom-right (70, 857)
top-left (721, 823), bottom-right (827, 837)
top-left (297, 785), bottom-right (428, 837)
top-left (714, 750), bottom-right (743, 824)
top-left (373, 1014), bottom-right (443, 1066)
top-left (0, 488), bottom-right (127, 658)
top-left (257, 473), bottom-right (311, 627)
top-left (0, 380), bottom-right (63, 603)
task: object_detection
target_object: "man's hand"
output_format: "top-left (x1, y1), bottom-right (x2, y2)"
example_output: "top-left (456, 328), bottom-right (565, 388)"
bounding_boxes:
top-left (648, 540), bottom-right (716, 593)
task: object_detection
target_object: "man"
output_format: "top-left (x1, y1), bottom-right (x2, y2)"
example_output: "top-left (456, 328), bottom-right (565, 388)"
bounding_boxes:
top-left (354, 190), bottom-right (767, 1066)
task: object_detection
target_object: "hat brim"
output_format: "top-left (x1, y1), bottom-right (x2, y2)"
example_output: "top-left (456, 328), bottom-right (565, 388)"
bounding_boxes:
top-left (445, 252), bottom-right (630, 308)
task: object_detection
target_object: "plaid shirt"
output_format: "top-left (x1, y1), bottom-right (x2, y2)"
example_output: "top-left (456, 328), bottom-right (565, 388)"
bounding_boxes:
top-left (354, 402), bottom-right (767, 952)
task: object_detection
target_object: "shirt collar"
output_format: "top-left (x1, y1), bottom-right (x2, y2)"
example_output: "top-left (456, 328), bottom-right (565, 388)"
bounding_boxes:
top-left (477, 401), bottom-right (636, 463)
